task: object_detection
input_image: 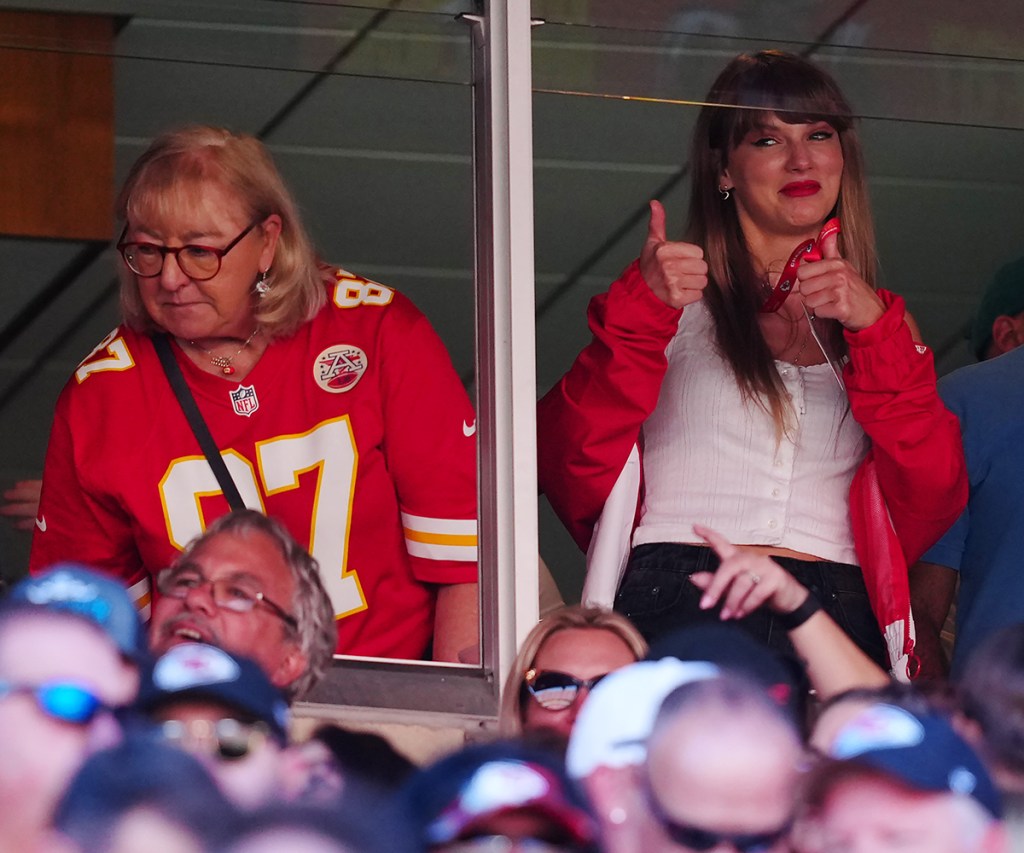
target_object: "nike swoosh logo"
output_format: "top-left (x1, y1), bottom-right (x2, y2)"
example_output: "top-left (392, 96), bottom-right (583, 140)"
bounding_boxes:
top-left (463, 420), bottom-right (477, 437)
top-left (35, 515), bottom-right (47, 532)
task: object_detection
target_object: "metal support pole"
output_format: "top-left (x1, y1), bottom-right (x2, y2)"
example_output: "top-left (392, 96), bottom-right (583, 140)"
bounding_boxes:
top-left (464, 2), bottom-right (540, 695)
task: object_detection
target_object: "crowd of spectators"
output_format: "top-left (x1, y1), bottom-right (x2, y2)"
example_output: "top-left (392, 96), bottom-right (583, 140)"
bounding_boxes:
top-left (2, 37), bottom-right (1024, 853)
top-left (3, 554), bottom-right (1023, 852)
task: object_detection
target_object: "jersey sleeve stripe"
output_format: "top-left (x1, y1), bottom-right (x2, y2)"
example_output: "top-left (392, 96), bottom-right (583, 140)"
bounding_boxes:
top-left (405, 539), bottom-right (478, 562)
top-left (400, 512), bottom-right (477, 536)
top-left (127, 576), bottom-right (152, 621)
top-left (404, 529), bottom-right (477, 547)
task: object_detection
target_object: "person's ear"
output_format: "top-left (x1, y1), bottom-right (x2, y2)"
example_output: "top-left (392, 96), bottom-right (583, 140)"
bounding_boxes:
top-left (990, 314), bottom-right (1024, 357)
top-left (258, 214), bottom-right (283, 272)
top-left (269, 642), bottom-right (307, 692)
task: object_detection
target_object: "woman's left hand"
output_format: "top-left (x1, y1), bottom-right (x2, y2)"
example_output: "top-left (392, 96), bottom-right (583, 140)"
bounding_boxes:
top-left (689, 525), bottom-right (809, 620)
top-left (795, 231), bottom-right (885, 331)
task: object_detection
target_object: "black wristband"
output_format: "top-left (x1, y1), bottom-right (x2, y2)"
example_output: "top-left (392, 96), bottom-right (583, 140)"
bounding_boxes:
top-left (777, 592), bottom-right (822, 631)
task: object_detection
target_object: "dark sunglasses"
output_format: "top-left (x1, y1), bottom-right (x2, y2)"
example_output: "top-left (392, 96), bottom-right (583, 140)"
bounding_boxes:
top-left (658, 820), bottom-right (789, 853)
top-left (645, 779), bottom-right (789, 853)
top-left (158, 717), bottom-right (272, 762)
top-left (522, 669), bottom-right (608, 711)
top-left (0, 680), bottom-right (111, 724)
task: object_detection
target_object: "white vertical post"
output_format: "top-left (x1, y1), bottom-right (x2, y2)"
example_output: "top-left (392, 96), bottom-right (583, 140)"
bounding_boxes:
top-left (468, 2), bottom-right (539, 695)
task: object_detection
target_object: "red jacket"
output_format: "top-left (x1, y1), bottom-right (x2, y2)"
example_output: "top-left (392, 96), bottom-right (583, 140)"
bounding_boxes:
top-left (538, 261), bottom-right (967, 677)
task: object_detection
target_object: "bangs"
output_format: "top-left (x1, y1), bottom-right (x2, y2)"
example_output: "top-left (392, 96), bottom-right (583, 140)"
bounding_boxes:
top-left (706, 52), bottom-right (854, 151)
top-left (727, 105), bottom-right (850, 149)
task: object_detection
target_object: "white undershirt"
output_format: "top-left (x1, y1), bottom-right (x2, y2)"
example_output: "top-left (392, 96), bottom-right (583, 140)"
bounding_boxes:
top-left (633, 299), bottom-right (866, 564)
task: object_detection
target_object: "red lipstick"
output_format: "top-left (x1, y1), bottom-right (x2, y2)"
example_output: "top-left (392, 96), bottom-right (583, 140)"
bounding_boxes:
top-left (780, 181), bottom-right (821, 197)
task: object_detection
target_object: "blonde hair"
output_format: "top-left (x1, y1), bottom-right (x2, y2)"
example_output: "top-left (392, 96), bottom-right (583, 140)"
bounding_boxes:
top-left (116, 125), bottom-right (326, 338)
top-left (498, 605), bottom-right (647, 736)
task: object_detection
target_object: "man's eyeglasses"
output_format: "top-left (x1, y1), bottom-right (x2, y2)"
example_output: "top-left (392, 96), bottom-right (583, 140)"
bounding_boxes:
top-left (158, 717), bottom-right (271, 761)
top-left (0, 680), bottom-right (112, 725)
top-left (645, 778), bottom-right (790, 853)
top-left (156, 566), bottom-right (298, 629)
top-left (116, 221), bottom-right (258, 281)
top-left (521, 669), bottom-right (608, 711)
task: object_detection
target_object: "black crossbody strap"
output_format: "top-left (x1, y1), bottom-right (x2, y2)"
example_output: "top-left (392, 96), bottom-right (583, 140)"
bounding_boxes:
top-left (152, 334), bottom-right (245, 510)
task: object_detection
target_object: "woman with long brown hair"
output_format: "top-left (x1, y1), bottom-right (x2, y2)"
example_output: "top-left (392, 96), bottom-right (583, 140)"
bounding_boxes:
top-left (538, 51), bottom-right (966, 677)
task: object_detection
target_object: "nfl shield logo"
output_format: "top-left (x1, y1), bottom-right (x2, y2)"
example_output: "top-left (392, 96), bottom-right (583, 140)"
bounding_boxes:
top-left (229, 385), bottom-right (259, 417)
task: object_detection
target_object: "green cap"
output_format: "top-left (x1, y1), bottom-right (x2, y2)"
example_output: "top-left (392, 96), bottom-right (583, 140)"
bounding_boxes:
top-left (970, 256), bottom-right (1024, 360)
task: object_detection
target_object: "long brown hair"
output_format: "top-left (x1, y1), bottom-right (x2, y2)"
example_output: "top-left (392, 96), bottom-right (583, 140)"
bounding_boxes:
top-left (686, 51), bottom-right (877, 435)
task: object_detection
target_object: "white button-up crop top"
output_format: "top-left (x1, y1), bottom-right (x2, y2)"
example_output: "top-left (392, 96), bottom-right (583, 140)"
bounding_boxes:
top-left (633, 299), bottom-right (867, 564)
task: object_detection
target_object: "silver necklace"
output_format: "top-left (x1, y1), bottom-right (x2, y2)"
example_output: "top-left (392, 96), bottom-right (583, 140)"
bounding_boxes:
top-left (188, 327), bottom-right (260, 375)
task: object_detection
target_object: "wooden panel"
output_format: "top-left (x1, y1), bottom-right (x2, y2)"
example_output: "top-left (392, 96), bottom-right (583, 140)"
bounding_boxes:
top-left (0, 11), bottom-right (114, 240)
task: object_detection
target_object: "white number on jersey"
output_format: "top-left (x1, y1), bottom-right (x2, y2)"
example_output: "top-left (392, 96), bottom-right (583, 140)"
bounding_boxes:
top-left (159, 417), bottom-right (366, 619)
top-left (75, 329), bottom-right (136, 383)
top-left (332, 273), bottom-right (394, 308)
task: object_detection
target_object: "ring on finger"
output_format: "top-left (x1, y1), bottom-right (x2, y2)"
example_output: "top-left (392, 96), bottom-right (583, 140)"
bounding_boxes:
top-left (748, 572), bottom-right (761, 585)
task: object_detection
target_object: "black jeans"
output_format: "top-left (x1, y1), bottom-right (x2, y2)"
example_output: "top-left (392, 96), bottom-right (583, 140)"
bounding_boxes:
top-left (613, 542), bottom-right (888, 669)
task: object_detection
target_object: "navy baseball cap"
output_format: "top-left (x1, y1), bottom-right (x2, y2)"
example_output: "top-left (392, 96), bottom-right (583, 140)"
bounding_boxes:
top-left (826, 703), bottom-right (1002, 818)
top-left (136, 643), bottom-right (290, 742)
top-left (646, 622), bottom-right (807, 721)
top-left (404, 741), bottom-right (599, 849)
top-left (9, 564), bottom-right (148, 662)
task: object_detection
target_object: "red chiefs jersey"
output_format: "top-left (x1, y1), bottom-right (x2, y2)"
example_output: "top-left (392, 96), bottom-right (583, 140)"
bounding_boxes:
top-left (30, 269), bottom-right (478, 659)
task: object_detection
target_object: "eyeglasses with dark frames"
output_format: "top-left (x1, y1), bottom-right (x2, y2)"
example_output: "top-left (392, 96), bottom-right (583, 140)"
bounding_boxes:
top-left (521, 669), bottom-right (609, 711)
top-left (156, 565), bottom-right (298, 629)
top-left (0, 680), bottom-right (114, 725)
top-left (116, 221), bottom-right (259, 281)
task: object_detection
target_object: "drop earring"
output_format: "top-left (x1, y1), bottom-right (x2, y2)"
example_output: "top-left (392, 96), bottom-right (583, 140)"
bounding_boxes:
top-left (719, 186), bottom-right (732, 201)
top-left (254, 270), bottom-right (270, 297)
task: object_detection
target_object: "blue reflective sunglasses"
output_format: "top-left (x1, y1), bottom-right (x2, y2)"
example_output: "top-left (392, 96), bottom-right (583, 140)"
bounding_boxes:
top-left (521, 669), bottom-right (609, 711)
top-left (0, 680), bottom-right (109, 724)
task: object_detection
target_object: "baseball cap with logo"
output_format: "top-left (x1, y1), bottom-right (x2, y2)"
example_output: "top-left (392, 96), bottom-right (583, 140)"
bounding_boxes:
top-left (565, 658), bottom-right (719, 779)
top-left (404, 741), bottom-right (599, 850)
top-left (135, 642), bottom-right (290, 741)
top-left (824, 702), bottom-right (1002, 818)
top-left (8, 564), bottom-right (147, 662)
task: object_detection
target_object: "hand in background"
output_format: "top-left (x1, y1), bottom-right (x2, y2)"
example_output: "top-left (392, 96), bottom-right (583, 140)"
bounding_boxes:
top-left (0, 479), bottom-right (42, 532)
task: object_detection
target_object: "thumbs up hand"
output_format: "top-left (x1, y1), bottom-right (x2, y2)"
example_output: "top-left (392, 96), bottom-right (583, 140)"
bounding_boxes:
top-left (639, 200), bottom-right (709, 310)
top-left (796, 229), bottom-right (884, 331)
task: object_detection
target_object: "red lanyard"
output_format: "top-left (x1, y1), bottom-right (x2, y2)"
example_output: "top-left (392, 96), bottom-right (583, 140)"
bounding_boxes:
top-left (759, 217), bottom-right (841, 313)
